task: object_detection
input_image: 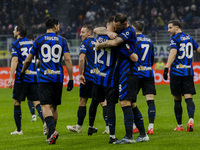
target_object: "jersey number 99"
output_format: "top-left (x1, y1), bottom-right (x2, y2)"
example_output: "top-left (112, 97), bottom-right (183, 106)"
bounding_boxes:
top-left (41, 44), bottom-right (62, 63)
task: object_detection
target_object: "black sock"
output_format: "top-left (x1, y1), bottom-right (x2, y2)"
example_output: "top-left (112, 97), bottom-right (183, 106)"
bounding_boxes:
top-left (107, 101), bottom-right (116, 136)
top-left (89, 99), bottom-right (99, 127)
top-left (147, 100), bottom-right (156, 124)
top-left (36, 104), bottom-right (44, 123)
top-left (122, 106), bottom-right (133, 139)
top-left (77, 106), bottom-right (86, 126)
top-left (28, 101), bottom-right (35, 115)
top-left (185, 98), bottom-right (195, 119)
top-left (102, 106), bottom-right (108, 126)
top-left (14, 105), bottom-right (22, 131)
top-left (174, 100), bottom-right (182, 125)
top-left (132, 106), bottom-right (146, 136)
top-left (45, 116), bottom-right (55, 138)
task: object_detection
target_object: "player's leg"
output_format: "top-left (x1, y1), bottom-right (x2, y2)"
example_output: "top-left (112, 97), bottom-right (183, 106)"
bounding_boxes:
top-left (146, 95), bottom-right (156, 134)
top-left (143, 77), bottom-right (156, 134)
top-left (100, 100), bottom-right (109, 134)
top-left (39, 82), bottom-right (59, 144)
top-left (11, 82), bottom-right (26, 135)
top-left (114, 75), bottom-right (136, 144)
top-left (106, 87), bottom-right (118, 143)
top-left (183, 76), bottom-right (196, 132)
top-left (67, 81), bottom-right (93, 133)
top-left (184, 95), bottom-right (195, 132)
top-left (50, 104), bottom-right (58, 129)
top-left (88, 84), bottom-right (105, 135)
top-left (133, 78), bottom-right (142, 134)
top-left (42, 104), bottom-right (57, 143)
top-left (173, 96), bottom-right (183, 131)
top-left (11, 99), bottom-right (23, 135)
top-left (27, 100), bottom-right (36, 122)
top-left (33, 101), bottom-right (44, 123)
top-left (132, 103), bottom-right (149, 142)
top-left (170, 76), bottom-right (183, 131)
top-left (28, 83), bottom-right (46, 134)
top-left (67, 97), bottom-right (88, 133)
top-left (114, 100), bottom-right (135, 144)
top-left (88, 99), bottom-right (99, 135)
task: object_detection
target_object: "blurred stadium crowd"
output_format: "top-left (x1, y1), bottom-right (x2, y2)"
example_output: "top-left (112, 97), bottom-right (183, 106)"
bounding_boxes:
top-left (0, 0), bottom-right (200, 39)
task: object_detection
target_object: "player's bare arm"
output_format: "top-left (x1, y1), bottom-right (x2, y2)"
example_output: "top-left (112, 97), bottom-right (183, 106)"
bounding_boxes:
top-left (8, 56), bottom-right (18, 88)
top-left (94, 27), bottom-right (117, 39)
top-left (129, 53), bottom-right (138, 62)
top-left (64, 53), bottom-right (73, 80)
top-left (21, 53), bottom-right (34, 73)
top-left (79, 53), bottom-right (86, 84)
top-left (95, 37), bottom-right (123, 50)
top-left (196, 47), bottom-right (200, 54)
top-left (165, 48), bottom-right (177, 68)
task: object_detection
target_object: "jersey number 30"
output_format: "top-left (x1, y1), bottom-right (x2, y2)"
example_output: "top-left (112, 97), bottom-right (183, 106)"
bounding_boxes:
top-left (178, 42), bottom-right (193, 59)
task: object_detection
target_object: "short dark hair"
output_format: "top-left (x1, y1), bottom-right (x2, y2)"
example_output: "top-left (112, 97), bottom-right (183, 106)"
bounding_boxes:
top-left (108, 16), bottom-right (115, 23)
top-left (168, 19), bottom-right (181, 28)
top-left (17, 24), bottom-right (27, 37)
top-left (132, 21), bottom-right (144, 32)
top-left (114, 13), bottom-right (127, 23)
top-left (45, 17), bottom-right (59, 29)
top-left (82, 25), bottom-right (93, 34)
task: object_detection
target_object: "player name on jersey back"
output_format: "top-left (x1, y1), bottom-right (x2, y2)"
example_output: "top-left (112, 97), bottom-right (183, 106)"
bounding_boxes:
top-left (44, 36), bottom-right (59, 41)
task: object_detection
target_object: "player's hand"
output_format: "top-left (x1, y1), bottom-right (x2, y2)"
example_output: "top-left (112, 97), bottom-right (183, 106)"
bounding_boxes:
top-left (79, 75), bottom-right (86, 85)
top-left (67, 80), bottom-right (74, 91)
top-left (163, 67), bottom-right (169, 80)
top-left (94, 41), bottom-right (100, 51)
top-left (19, 72), bottom-right (25, 82)
top-left (8, 78), bottom-right (13, 89)
top-left (107, 31), bottom-right (117, 39)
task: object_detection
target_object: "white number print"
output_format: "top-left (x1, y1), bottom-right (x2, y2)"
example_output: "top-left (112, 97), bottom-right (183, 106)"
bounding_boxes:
top-left (41, 44), bottom-right (62, 63)
top-left (21, 47), bottom-right (36, 63)
top-left (178, 42), bottom-right (193, 59)
top-left (94, 48), bottom-right (111, 66)
top-left (141, 44), bottom-right (149, 61)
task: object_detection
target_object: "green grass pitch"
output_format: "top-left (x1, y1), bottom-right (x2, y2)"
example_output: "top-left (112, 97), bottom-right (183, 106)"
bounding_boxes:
top-left (0, 84), bottom-right (200, 150)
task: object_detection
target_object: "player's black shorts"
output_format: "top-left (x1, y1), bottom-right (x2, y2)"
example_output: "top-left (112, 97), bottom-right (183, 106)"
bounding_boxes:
top-left (13, 82), bottom-right (39, 101)
top-left (92, 83), bottom-right (119, 103)
top-left (119, 74), bottom-right (138, 103)
top-left (79, 80), bottom-right (94, 98)
top-left (138, 77), bottom-right (156, 95)
top-left (170, 76), bottom-right (196, 96)
top-left (39, 82), bottom-right (63, 105)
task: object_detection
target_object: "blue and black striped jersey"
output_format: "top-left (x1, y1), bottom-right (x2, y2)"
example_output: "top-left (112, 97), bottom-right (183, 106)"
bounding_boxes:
top-left (93, 35), bottom-right (119, 88)
top-left (79, 37), bottom-right (96, 82)
top-left (118, 26), bottom-right (138, 76)
top-left (11, 37), bottom-right (38, 83)
top-left (169, 32), bottom-right (199, 76)
top-left (30, 32), bottom-right (70, 82)
top-left (136, 34), bottom-right (154, 78)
